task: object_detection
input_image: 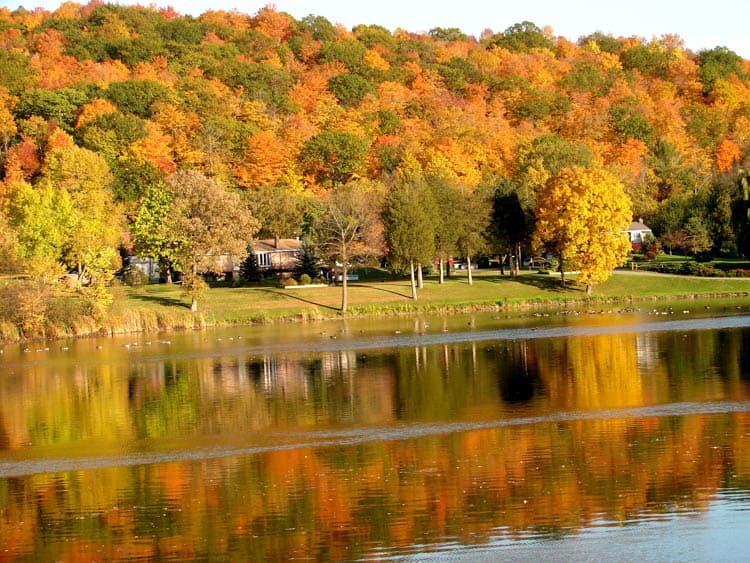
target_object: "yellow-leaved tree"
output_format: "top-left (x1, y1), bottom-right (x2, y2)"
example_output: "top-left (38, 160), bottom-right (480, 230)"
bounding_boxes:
top-left (534, 166), bottom-right (632, 294)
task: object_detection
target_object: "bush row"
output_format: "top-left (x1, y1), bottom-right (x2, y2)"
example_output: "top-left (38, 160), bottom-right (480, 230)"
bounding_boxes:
top-left (637, 261), bottom-right (750, 277)
top-left (0, 282), bottom-right (94, 340)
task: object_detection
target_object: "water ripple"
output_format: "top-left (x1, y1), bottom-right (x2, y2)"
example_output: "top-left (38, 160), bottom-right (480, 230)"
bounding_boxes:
top-left (1, 400), bottom-right (748, 478)
top-left (148, 314), bottom-right (750, 360)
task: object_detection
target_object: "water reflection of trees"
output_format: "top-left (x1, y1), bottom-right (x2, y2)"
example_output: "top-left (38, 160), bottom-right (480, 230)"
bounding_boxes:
top-left (3, 413), bottom-right (750, 559)
top-left (536, 333), bottom-right (643, 410)
top-left (2, 330), bottom-right (750, 447)
top-left (2, 328), bottom-right (750, 558)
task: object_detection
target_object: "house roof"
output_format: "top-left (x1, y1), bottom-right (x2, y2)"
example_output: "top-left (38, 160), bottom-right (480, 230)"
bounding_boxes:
top-left (253, 238), bottom-right (303, 252)
top-left (627, 220), bottom-right (651, 231)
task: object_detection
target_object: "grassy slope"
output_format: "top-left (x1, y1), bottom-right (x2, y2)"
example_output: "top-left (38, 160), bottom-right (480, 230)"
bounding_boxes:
top-left (103, 270), bottom-right (750, 333)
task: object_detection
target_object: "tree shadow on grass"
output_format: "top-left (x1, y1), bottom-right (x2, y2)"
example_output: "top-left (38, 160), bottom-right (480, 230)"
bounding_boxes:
top-left (493, 273), bottom-right (581, 294)
top-left (355, 283), bottom-right (412, 299)
top-left (259, 288), bottom-right (339, 311)
top-left (128, 293), bottom-right (190, 308)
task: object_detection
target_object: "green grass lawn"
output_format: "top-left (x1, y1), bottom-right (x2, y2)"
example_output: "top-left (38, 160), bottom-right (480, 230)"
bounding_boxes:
top-left (106, 269), bottom-right (750, 331)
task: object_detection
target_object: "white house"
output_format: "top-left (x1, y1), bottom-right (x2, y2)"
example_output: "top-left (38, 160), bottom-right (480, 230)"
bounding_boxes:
top-left (625, 219), bottom-right (652, 249)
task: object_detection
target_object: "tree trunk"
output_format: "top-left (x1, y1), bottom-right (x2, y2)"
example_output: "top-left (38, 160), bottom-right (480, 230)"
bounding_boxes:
top-left (586, 284), bottom-right (592, 295)
top-left (467, 255), bottom-right (473, 285)
top-left (499, 254), bottom-right (506, 276)
top-left (559, 253), bottom-right (566, 288)
top-left (190, 262), bottom-right (199, 312)
top-left (341, 251), bottom-right (348, 312)
top-left (514, 243), bottom-right (522, 277)
top-left (439, 256), bottom-right (445, 284)
top-left (160, 258), bottom-right (172, 284)
top-left (417, 262), bottom-right (424, 289)
top-left (409, 260), bottom-right (418, 300)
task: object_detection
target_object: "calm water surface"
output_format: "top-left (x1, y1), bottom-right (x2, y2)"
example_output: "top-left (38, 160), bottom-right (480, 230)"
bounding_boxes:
top-left (2, 301), bottom-right (750, 560)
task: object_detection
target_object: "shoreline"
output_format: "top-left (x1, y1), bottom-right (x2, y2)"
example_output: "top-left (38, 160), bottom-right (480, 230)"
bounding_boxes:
top-left (4, 269), bottom-right (750, 345)
top-left (5, 284), bottom-right (750, 345)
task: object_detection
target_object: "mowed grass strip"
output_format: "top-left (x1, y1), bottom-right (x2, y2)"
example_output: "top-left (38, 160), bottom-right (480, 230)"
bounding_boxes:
top-left (109, 270), bottom-right (750, 328)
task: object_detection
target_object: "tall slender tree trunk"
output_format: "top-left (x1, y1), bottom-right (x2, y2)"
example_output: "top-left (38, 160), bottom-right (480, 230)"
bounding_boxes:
top-left (417, 262), bottom-right (424, 289)
top-left (516, 243), bottom-right (522, 277)
top-left (439, 256), bottom-right (445, 284)
top-left (409, 260), bottom-right (418, 300)
top-left (499, 254), bottom-right (505, 276)
top-left (341, 246), bottom-right (348, 312)
top-left (586, 284), bottom-right (592, 295)
top-left (190, 263), bottom-right (199, 312)
top-left (467, 255), bottom-right (473, 285)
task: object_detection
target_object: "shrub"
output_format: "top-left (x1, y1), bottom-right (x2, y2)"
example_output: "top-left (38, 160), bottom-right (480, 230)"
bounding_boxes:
top-left (299, 273), bottom-right (312, 285)
top-left (0, 282), bottom-right (51, 338)
top-left (680, 261), bottom-right (724, 277)
top-left (641, 233), bottom-right (661, 260)
top-left (123, 264), bottom-right (148, 287)
top-left (46, 294), bottom-right (87, 331)
top-left (283, 278), bottom-right (298, 287)
top-left (640, 261), bottom-right (682, 274)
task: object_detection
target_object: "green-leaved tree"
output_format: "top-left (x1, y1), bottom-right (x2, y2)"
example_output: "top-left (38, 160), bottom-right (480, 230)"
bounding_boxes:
top-left (383, 176), bottom-right (436, 299)
top-left (156, 170), bottom-right (258, 311)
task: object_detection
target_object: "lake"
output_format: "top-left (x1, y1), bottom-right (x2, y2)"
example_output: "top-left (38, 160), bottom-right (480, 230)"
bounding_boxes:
top-left (2, 301), bottom-right (750, 560)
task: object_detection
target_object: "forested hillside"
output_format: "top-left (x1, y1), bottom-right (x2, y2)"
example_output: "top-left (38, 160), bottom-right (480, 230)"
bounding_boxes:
top-left (1, 2), bottom-right (750, 328)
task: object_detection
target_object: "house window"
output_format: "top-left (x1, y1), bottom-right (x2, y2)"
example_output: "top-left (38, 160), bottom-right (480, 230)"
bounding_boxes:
top-left (257, 252), bottom-right (271, 268)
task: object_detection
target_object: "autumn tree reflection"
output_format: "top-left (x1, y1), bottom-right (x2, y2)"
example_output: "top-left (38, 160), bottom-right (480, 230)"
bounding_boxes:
top-left (2, 328), bottom-right (750, 558)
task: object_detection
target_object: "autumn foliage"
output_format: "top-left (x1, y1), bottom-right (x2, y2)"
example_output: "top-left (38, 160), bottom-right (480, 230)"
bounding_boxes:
top-left (0, 2), bottom-right (749, 318)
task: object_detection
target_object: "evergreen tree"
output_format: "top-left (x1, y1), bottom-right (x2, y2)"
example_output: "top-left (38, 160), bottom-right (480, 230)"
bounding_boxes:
top-left (732, 171), bottom-right (750, 258)
top-left (294, 240), bottom-right (321, 279)
top-left (240, 244), bottom-right (262, 282)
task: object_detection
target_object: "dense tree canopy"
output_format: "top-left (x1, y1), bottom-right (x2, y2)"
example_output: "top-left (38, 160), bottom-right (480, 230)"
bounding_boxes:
top-left (0, 2), bottom-right (749, 326)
